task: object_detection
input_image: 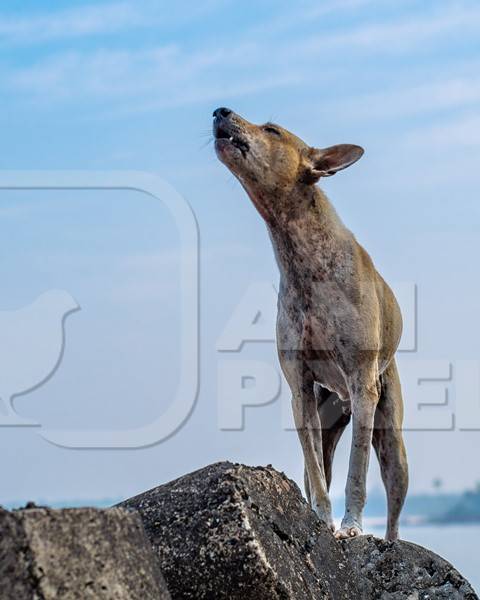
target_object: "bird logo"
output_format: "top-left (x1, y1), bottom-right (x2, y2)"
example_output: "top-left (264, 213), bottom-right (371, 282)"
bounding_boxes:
top-left (0, 290), bottom-right (80, 426)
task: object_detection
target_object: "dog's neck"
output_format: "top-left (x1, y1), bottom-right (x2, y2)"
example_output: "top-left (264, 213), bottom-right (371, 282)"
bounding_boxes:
top-left (245, 181), bottom-right (348, 240)
top-left (253, 184), bottom-right (353, 283)
top-left (244, 180), bottom-right (341, 226)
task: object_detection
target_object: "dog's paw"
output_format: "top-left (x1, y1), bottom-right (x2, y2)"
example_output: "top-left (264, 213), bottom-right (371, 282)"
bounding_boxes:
top-left (322, 520), bottom-right (336, 535)
top-left (315, 513), bottom-right (336, 535)
top-left (316, 511), bottom-right (336, 535)
top-left (334, 519), bottom-right (363, 540)
top-left (312, 503), bottom-right (335, 534)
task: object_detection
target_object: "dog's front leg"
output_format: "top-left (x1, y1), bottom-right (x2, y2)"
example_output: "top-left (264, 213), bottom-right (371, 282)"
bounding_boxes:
top-left (287, 365), bottom-right (334, 532)
top-left (335, 383), bottom-right (379, 539)
top-left (292, 392), bottom-right (334, 531)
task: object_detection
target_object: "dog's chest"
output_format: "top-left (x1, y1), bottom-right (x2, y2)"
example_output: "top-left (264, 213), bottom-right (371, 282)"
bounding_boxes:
top-left (273, 219), bottom-right (362, 359)
top-left (272, 219), bottom-right (353, 296)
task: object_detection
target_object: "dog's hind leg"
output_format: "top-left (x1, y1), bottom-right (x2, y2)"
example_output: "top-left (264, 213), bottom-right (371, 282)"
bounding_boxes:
top-left (315, 385), bottom-right (351, 492)
top-left (372, 359), bottom-right (409, 541)
top-left (304, 465), bottom-right (311, 505)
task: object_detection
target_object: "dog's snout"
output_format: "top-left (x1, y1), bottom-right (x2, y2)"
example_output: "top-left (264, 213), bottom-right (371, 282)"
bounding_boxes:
top-left (213, 107), bottom-right (232, 119)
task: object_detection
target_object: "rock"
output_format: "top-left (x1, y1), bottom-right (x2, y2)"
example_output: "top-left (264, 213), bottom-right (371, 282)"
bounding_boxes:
top-left (341, 535), bottom-right (478, 599)
top-left (118, 461), bottom-right (478, 600)
top-left (118, 461), bottom-right (360, 599)
top-left (0, 506), bottom-right (171, 600)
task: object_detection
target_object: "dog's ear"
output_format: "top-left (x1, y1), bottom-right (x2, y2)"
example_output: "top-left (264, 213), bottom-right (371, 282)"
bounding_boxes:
top-left (303, 144), bottom-right (364, 183)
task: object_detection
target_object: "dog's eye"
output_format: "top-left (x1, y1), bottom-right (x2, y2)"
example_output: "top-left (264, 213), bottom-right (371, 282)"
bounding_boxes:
top-left (263, 126), bottom-right (281, 136)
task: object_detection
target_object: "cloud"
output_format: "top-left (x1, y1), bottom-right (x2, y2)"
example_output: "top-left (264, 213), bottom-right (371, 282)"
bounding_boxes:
top-left (357, 111), bottom-right (480, 191)
top-left (0, 0), bottom-right (227, 45)
top-left (247, 0), bottom-right (378, 37)
top-left (329, 74), bottom-right (480, 121)
top-left (0, 3), bottom-right (146, 44)
top-left (294, 3), bottom-right (480, 55)
top-left (6, 41), bottom-right (299, 111)
top-left (10, 47), bottom-right (180, 99)
top-left (404, 113), bottom-right (480, 148)
top-left (2, 0), bottom-right (480, 116)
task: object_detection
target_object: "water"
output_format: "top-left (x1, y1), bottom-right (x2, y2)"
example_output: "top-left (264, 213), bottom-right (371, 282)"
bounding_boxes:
top-left (369, 523), bottom-right (480, 594)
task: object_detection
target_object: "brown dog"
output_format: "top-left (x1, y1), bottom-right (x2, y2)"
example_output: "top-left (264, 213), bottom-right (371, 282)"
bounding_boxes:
top-left (213, 107), bottom-right (408, 540)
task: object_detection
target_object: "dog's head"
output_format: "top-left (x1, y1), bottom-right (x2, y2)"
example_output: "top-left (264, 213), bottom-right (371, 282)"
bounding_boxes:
top-left (213, 107), bottom-right (364, 204)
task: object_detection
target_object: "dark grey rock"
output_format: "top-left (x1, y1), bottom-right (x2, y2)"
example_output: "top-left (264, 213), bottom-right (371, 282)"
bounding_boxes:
top-left (341, 535), bottom-right (478, 599)
top-left (0, 506), bottom-right (171, 599)
top-left (119, 461), bottom-right (478, 600)
top-left (118, 461), bottom-right (360, 599)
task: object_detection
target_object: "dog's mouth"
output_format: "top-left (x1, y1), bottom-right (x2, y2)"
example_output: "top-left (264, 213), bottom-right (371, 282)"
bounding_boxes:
top-left (214, 125), bottom-right (250, 158)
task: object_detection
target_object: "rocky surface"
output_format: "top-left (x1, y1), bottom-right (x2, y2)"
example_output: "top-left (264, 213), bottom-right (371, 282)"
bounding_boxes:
top-left (0, 506), bottom-right (171, 600)
top-left (119, 461), bottom-right (478, 600)
top-left (1, 463), bottom-right (476, 599)
top-left (342, 535), bottom-right (478, 600)
top-left (119, 462), bottom-right (358, 599)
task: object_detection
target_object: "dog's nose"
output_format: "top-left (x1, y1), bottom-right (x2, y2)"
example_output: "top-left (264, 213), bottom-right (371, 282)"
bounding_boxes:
top-left (213, 107), bottom-right (232, 119)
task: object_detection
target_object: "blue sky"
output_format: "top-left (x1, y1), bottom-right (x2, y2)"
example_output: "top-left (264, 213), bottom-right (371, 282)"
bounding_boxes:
top-left (0, 0), bottom-right (480, 508)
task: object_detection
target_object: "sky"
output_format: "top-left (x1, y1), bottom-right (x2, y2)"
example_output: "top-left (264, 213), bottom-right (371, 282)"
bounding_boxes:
top-left (0, 0), bottom-right (480, 510)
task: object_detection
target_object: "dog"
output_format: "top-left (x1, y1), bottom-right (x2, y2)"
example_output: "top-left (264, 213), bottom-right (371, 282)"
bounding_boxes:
top-left (213, 107), bottom-right (408, 541)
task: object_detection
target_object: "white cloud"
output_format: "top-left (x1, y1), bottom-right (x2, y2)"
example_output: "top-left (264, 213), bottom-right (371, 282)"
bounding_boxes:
top-left (248, 0), bottom-right (378, 37)
top-left (0, 3), bottom-right (146, 44)
top-left (357, 111), bottom-right (480, 190)
top-left (0, 0), bottom-right (228, 45)
top-left (330, 75), bottom-right (480, 121)
top-left (2, 1), bottom-right (480, 116)
top-left (10, 47), bottom-right (180, 98)
top-left (295, 3), bottom-right (480, 55)
top-left (404, 113), bottom-right (480, 148)
top-left (6, 41), bottom-right (300, 111)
